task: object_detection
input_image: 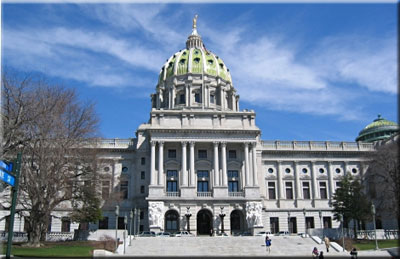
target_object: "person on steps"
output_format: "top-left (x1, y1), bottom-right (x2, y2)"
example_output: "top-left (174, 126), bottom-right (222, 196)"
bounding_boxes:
top-left (265, 235), bottom-right (272, 253)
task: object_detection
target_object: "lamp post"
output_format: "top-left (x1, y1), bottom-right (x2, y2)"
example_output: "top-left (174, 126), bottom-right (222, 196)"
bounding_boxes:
top-left (129, 209), bottom-right (133, 246)
top-left (115, 205), bottom-right (119, 251)
top-left (134, 207), bottom-right (137, 240)
top-left (137, 208), bottom-right (141, 235)
top-left (219, 207), bottom-right (226, 234)
top-left (319, 210), bottom-right (323, 243)
top-left (185, 207), bottom-right (192, 233)
top-left (124, 215), bottom-right (127, 254)
top-left (339, 213), bottom-right (344, 252)
top-left (371, 204), bottom-right (379, 250)
top-left (287, 211), bottom-right (291, 233)
top-left (303, 208), bottom-right (307, 237)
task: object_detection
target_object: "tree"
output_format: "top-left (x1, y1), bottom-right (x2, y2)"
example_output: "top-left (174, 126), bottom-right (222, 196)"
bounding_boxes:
top-left (332, 173), bottom-right (372, 240)
top-left (365, 135), bottom-right (399, 229)
top-left (1, 71), bottom-right (102, 246)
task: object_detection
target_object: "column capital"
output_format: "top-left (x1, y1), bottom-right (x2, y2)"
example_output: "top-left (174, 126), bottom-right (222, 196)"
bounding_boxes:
top-left (220, 142), bottom-right (227, 148)
top-left (250, 142), bottom-right (257, 148)
top-left (327, 161), bottom-right (332, 165)
top-left (310, 160), bottom-right (316, 165)
top-left (213, 141), bottom-right (220, 147)
top-left (293, 161), bottom-right (299, 165)
top-left (158, 141), bottom-right (164, 146)
top-left (150, 140), bottom-right (156, 146)
top-left (276, 160), bottom-right (282, 164)
top-left (243, 142), bottom-right (250, 148)
top-left (181, 141), bottom-right (188, 146)
top-left (189, 141), bottom-right (195, 147)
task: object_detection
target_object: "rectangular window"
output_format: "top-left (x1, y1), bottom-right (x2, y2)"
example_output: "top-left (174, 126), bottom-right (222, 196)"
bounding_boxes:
top-left (139, 225), bottom-right (144, 232)
top-left (167, 170), bottom-right (178, 192)
top-left (120, 181), bottom-right (128, 199)
top-left (141, 171), bottom-right (145, 180)
top-left (268, 182), bottom-right (276, 200)
top-left (61, 218), bottom-right (71, 232)
top-left (141, 157), bottom-right (145, 165)
top-left (197, 170), bottom-right (209, 192)
top-left (270, 217), bottom-right (279, 234)
top-left (210, 94), bottom-right (215, 103)
top-left (228, 150), bottom-right (237, 159)
top-left (323, 216), bottom-right (332, 228)
top-left (140, 211), bottom-right (144, 220)
top-left (99, 217), bottom-right (109, 229)
top-left (118, 217), bottom-right (125, 230)
top-left (285, 182), bottom-right (293, 199)
top-left (306, 217), bottom-right (315, 229)
top-left (320, 182), bottom-right (327, 199)
top-left (179, 94), bottom-right (185, 104)
top-left (228, 171), bottom-right (239, 192)
top-left (102, 181), bottom-right (110, 199)
top-left (195, 93), bottom-right (200, 103)
top-left (336, 181), bottom-right (342, 190)
top-left (302, 181), bottom-right (311, 199)
top-left (140, 185), bottom-right (145, 194)
top-left (168, 149), bottom-right (176, 158)
top-left (198, 150), bottom-right (207, 159)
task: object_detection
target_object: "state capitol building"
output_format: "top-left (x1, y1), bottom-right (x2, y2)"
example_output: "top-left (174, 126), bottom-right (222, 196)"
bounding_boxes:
top-left (1, 17), bottom-right (398, 238)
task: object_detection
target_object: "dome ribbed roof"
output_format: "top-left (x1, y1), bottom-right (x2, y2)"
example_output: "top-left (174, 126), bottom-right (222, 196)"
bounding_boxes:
top-left (356, 115), bottom-right (399, 143)
top-left (158, 16), bottom-right (232, 85)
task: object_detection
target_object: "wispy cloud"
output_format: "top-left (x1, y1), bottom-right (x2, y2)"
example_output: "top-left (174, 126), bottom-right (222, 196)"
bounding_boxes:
top-left (200, 20), bottom-right (396, 120)
top-left (2, 4), bottom-right (396, 122)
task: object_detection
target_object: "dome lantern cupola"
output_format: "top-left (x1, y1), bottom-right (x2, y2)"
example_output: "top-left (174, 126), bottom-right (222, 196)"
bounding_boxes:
top-left (154, 15), bottom-right (238, 112)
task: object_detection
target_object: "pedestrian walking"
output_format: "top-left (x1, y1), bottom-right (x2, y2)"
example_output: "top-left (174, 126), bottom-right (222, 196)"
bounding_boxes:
top-left (324, 236), bottom-right (330, 252)
top-left (319, 251), bottom-right (324, 259)
top-left (350, 247), bottom-right (358, 259)
top-left (265, 235), bottom-right (272, 253)
top-left (312, 247), bottom-right (319, 258)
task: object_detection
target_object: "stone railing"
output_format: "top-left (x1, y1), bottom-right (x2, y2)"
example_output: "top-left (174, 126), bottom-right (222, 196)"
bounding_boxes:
top-left (228, 192), bottom-right (244, 197)
top-left (166, 192), bottom-right (180, 197)
top-left (197, 192), bottom-right (212, 197)
top-left (0, 231), bottom-right (28, 242)
top-left (98, 139), bottom-right (135, 149)
top-left (261, 140), bottom-right (374, 152)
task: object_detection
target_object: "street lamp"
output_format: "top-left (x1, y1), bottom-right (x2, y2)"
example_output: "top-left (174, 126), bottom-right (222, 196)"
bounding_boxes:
top-left (219, 207), bottom-right (226, 234)
top-left (319, 210), bottom-right (323, 243)
top-left (339, 213), bottom-right (344, 252)
top-left (134, 207), bottom-right (137, 240)
top-left (115, 205), bottom-right (119, 251)
top-left (287, 211), bottom-right (291, 233)
top-left (124, 215), bottom-right (127, 254)
top-left (371, 204), bottom-right (379, 250)
top-left (129, 209), bottom-right (133, 246)
top-left (185, 207), bottom-right (192, 233)
top-left (303, 208), bottom-right (307, 237)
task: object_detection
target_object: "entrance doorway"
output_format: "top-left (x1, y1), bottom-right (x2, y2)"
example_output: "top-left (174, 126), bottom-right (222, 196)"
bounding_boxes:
top-left (230, 210), bottom-right (244, 235)
top-left (289, 217), bottom-right (297, 233)
top-left (197, 209), bottom-right (212, 235)
top-left (165, 210), bottom-right (180, 233)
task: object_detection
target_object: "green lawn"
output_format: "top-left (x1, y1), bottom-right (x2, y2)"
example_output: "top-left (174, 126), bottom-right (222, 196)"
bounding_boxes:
top-left (353, 239), bottom-right (399, 250)
top-left (1, 242), bottom-right (98, 257)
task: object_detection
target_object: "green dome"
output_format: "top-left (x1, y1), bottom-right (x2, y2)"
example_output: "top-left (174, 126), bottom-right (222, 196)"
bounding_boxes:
top-left (158, 22), bottom-right (232, 85)
top-left (356, 115), bottom-right (399, 143)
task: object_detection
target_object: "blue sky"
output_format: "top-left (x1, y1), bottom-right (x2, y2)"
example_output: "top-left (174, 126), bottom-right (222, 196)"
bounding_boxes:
top-left (1, 3), bottom-right (397, 141)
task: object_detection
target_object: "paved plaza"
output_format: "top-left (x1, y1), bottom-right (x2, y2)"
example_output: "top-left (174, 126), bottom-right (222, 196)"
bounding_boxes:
top-left (111, 235), bottom-right (394, 257)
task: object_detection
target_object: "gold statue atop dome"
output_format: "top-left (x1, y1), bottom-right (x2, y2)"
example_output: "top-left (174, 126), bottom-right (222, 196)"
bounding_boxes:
top-left (193, 14), bottom-right (198, 29)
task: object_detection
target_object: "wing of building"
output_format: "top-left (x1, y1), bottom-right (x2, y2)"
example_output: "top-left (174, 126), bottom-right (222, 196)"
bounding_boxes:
top-left (1, 17), bottom-right (398, 240)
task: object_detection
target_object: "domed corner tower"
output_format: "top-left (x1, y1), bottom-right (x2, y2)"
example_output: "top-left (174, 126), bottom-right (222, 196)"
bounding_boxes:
top-left (356, 114), bottom-right (399, 143)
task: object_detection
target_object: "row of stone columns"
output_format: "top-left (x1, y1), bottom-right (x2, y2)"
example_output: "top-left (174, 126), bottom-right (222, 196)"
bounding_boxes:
top-left (150, 140), bottom-right (258, 188)
top-left (275, 161), bottom-right (357, 200)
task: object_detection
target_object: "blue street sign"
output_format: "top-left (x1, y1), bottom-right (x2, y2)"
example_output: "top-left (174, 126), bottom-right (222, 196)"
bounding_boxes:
top-left (0, 168), bottom-right (15, 186)
top-left (0, 160), bottom-right (15, 186)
